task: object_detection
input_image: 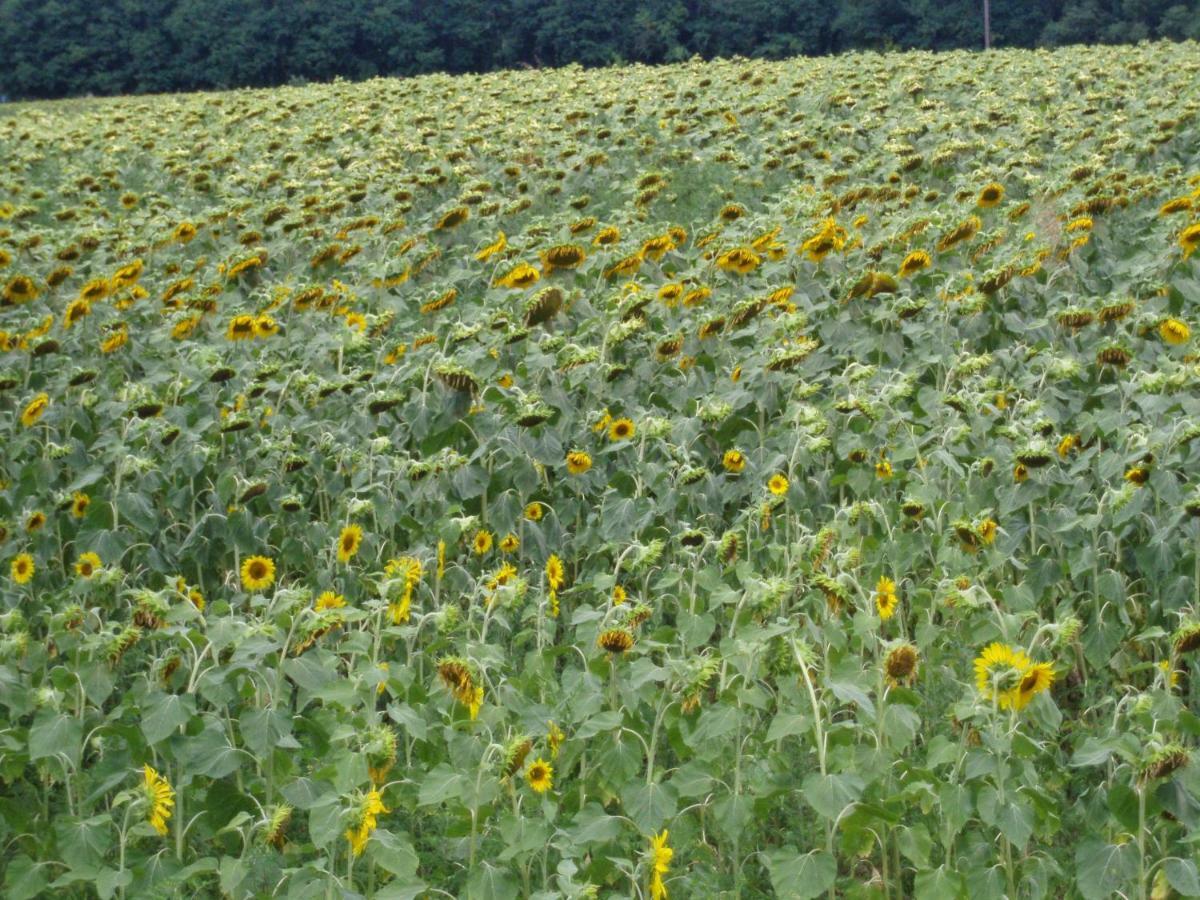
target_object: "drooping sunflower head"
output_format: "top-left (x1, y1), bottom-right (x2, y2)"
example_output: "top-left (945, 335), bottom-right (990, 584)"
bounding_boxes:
top-left (884, 643), bottom-right (919, 686)
top-left (1159, 318), bottom-right (1191, 345)
top-left (898, 249), bottom-right (932, 278)
top-left (598, 627), bottom-right (634, 654)
top-left (1172, 621), bottom-right (1200, 655)
top-left (240, 555), bottom-right (276, 592)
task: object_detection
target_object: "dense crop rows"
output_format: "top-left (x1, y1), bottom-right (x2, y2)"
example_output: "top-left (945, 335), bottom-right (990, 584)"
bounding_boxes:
top-left (2, 41), bottom-right (1200, 899)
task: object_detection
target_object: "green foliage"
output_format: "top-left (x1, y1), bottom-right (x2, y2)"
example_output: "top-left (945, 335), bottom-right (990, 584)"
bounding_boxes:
top-left (2, 0), bottom-right (1200, 100)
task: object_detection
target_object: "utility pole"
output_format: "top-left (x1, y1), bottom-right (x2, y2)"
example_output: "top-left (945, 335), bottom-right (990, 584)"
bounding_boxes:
top-left (983, 0), bottom-right (992, 49)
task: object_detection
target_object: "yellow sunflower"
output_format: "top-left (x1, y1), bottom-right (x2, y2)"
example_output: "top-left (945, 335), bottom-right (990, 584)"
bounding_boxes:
top-left (71, 492), bottom-right (90, 518)
top-left (973, 642), bottom-right (1030, 710)
top-left (143, 764), bottom-right (175, 836)
top-left (768, 473), bottom-right (789, 495)
top-left (977, 182), bottom-right (1005, 207)
top-left (722, 449), bottom-right (746, 473)
top-left (525, 501), bottom-right (544, 522)
top-left (473, 530), bottom-right (494, 555)
top-left (336, 524), bottom-right (363, 563)
top-left (315, 590), bottom-right (345, 610)
top-left (526, 758), bottom-right (553, 793)
top-left (20, 392), bottom-right (50, 427)
top-left (75, 551), bottom-right (102, 578)
top-left (648, 830), bottom-right (673, 900)
top-left (11, 552), bottom-right (34, 584)
top-left (1014, 662), bottom-right (1055, 710)
top-left (566, 450), bottom-right (592, 475)
top-left (240, 555), bottom-right (276, 591)
top-left (875, 576), bottom-right (899, 620)
top-left (609, 418), bottom-right (635, 441)
top-left (1160, 318), bottom-right (1190, 345)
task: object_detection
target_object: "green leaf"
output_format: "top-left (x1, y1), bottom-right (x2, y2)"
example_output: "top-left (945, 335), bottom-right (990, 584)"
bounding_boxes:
top-left (976, 786), bottom-right (1033, 850)
top-left (369, 829), bottom-right (422, 881)
top-left (1075, 840), bottom-right (1137, 900)
top-left (898, 822), bottom-right (932, 869)
top-left (94, 867), bottom-right (132, 900)
top-left (914, 865), bottom-right (966, 900)
top-left (3, 856), bottom-right (48, 900)
top-left (764, 848), bottom-right (837, 899)
top-left (802, 772), bottom-right (865, 820)
top-left (1166, 859), bottom-right (1200, 897)
top-left (621, 779), bottom-right (678, 833)
top-left (766, 712), bottom-right (811, 743)
top-left (141, 692), bottom-right (195, 744)
top-left (418, 764), bottom-right (466, 807)
top-left (28, 712), bottom-right (82, 767)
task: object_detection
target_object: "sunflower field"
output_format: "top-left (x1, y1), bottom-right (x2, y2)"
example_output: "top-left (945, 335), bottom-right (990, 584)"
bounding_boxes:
top-left (2, 40), bottom-right (1200, 900)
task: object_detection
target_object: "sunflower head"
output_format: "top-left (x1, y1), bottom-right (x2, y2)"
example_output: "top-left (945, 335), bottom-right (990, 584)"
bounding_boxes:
top-left (337, 524), bottom-right (364, 563)
top-left (240, 555), bottom-right (276, 592)
top-left (598, 627), bottom-right (634, 654)
top-left (526, 758), bottom-right (553, 793)
top-left (884, 643), bottom-right (920, 686)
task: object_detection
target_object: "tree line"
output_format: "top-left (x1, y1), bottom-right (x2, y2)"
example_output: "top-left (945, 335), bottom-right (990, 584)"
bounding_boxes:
top-left (1, 0), bottom-right (1197, 101)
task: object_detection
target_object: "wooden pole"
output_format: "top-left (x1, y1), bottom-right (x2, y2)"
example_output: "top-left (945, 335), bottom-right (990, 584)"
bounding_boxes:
top-left (983, 0), bottom-right (992, 49)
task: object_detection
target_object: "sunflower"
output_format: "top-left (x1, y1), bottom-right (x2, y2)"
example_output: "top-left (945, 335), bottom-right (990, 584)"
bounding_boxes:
top-left (609, 417), bottom-right (635, 441)
top-left (722, 449), bottom-right (746, 473)
top-left (3, 274), bottom-right (39, 305)
top-left (1013, 662), bottom-right (1054, 710)
top-left (495, 262), bottom-right (540, 289)
top-left (648, 830), bottom-right (673, 900)
top-left (25, 511), bottom-right (46, 532)
top-left (435, 206), bottom-right (469, 230)
top-left (875, 576), bottom-right (899, 620)
top-left (598, 627), bottom-right (634, 653)
top-left (143, 764), bottom-right (175, 836)
top-left (1160, 318), bottom-right (1190, 345)
top-left (63, 298), bottom-right (92, 328)
top-left (545, 554), bottom-right (565, 591)
top-left (173, 221), bottom-right (197, 243)
top-left (1013, 463), bottom-right (1028, 483)
top-left (337, 524), bottom-right (363, 563)
top-left (112, 259), bottom-right (144, 288)
top-left (498, 533), bottom-right (519, 553)
top-left (716, 246), bottom-right (762, 274)
top-left (524, 501), bottom-right (544, 522)
top-left (315, 590), bottom-right (345, 610)
top-left (226, 315), bottom-right (256, 341)
top-left (75, 551), bottom-right (101, 578)
top-left (612, 584), bottom-right (627, 605)
top-left (977, 182), bottom-right (1005, 207)
top-left (472, 529), bottom-right (493, 555)
top-left (11, 553), bottom-right (34, 584)
top-left (20, 392), bottom-right (50, 427)
top-left (1179, 223), bottom-right (1200, 259)
top-left (876, 459), bottom-right (893, 479)
top-left (241, 555), bottom-right (276, 591)
top-left (1057, 434), bottom-right (1078, 458)
top-left (768, 473), bottom-right (789, 495)
top-left (345, 789), bottom-right (387, 857)
top-left (566, 450), bottom-right (592, 475)
top-left (974, 642), bottom-right (1030, 710)
top-left (898, 249), bottom-right (931, 277)
top-left (978, 518), bottom-right (998, 545)
top-left (526, 758), bottom-right (553, 793)
top-left (541, 244), bottom-right (587, 271)
top-left (475, 231), bottom-right (507, 261)
top-left (593, 226), bottom-right (620, 245)
top-left (884, 643), bottom-right (919, 686)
